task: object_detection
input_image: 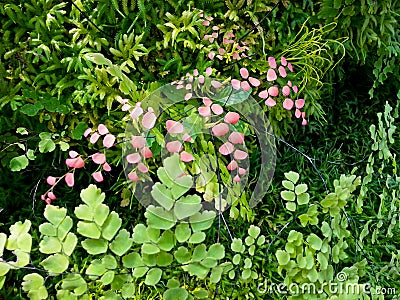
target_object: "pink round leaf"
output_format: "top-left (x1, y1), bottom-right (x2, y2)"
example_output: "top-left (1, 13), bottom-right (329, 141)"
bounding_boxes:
top-left (231, 79), bottom-right (241, 90)
top-left (92, 153), bottom-right (106, 164)
top-left (65, 172), bottom-right (74, 187)
top-left (198, 75), bottom-right (205, 84)
top-left (182, 133), bottom-right (192, 142)
top-left (238, 167), bottom-right (246, 175)
top-left (218, 48), bottom-right (225, 55)
top-left (203, 97), bottom-right (212, 107)
top-left (180, 151), bottom-right (194, 162)
top-left (268, 57), bottom-right (277, 69)
top-left (90, 132), bottom-right (100, 144)
top-left (122, 103), bottom-right (131, 111)
top-left (69, 150), bottom-right (79, 158)
top-left (130, 106), bottom-right (143, 120)
top-left (248, 77), bottom-right (260, 87)
top-left (267, 69), bottom-right (277, 81)
top-left (278, 66), bottom-right (287, 78)
top-left (166, 120), bottom-right (184, 134)
top-left (48, 192), bottom-right (56, 200)
top-left (141, 147), bottom-right (153, 159)
top-left (287, 80), bottom-right (292, 87)
top-left (47, 176), bottom-right (56, 185)
top-left (132, 136), bottom-right (146, 148)
top-left (184, 93), bottom-right (193, 101)
top-left (126, 153), bottom-right (141, 164)
top-left (103, 134), bottom-right (116, 148)
top-left (137, 163), bottom-right (149, 173)
top-left (211, 104), bottom-right (224, 115)
top-left (212, 123), bottom-right (229, 137)
top-left (227, 160), bottom-right (238, 171)
top-left (211, 80), bottom-right (222, 89)
top-left (233, 175), bottom-right (241, 182)
top-left (66, 157), bottom-right (85, 169)
top-left (302, 118), bottom-right (308, 126)
top-left (265, 97), bottom-right (277, 107)
top-left (268, 86), bottom-right (279, 97)
top-left (103, 162), bottom-right (112, 172)
top-left (98, 124), bottom-right (108, 135)
top-left (259, 90), bottom-right (269, 99)
top-left (128, 171), bottom-right (139, 182)
top-left (281, 57), bottom-right (287, 66)
top-left (282, 86), bottom-right (291, 96)
top-left (288, 63), bottom-right (293, 72)
top-left (83, 128), bottom-right (92, 137)
top-left (292, 86), bottom-right (299, 93)
top-left (240, 81), bottom-right (251, 92)
top-left (208, 52), bottom-right (215, 60)
top-left (224, 112), bottom-right (240, 124)
top-left (234, 150), bottom-right (248, 160)
top-left (283, 98), bottom-right (294, 110)
top-left (295, 99), bottom-right (305, 109)
top-left (198, 106), bottom-right (211, 117)
top-left (206, 67), bottom-right (212, 77)
top-left (92, 171), bottom-right (104, 182)
top-left (219, 142), bottom-right (234, 155)
top-left (166, 141), bottom-right (183, 153)
top-left (142, 111), bottom-right (157, 129)
top-left (228, 132), bottom-right (245, 144)
top-left (295, 109), bottom-right (302, 118)
top-left (240, 68), bottom-right (249, 79)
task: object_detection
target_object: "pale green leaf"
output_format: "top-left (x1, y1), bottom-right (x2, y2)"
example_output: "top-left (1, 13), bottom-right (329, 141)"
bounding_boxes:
top-left (41, 253), bottom-right (69, 274)
top-left (109, 229), bottom-right (132, 256)
top-left (144, 268), bottom-right (162, 286)
top-left (81, 238), bottom-right (108, 255)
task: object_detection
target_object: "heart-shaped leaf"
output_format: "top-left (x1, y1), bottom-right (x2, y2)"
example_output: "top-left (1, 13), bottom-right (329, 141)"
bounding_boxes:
top-left (80, 185), bottom-right (105, 208)
top-left (145, 206), bottom-right (176, 230)
top-left (41, 254), bottom-right (69, 274)
top-left (174, 195), bottom-right (202, 220)
top-left (151, 183), bottom-right (175, 210)
top-left (44, 206), bottom-right (67, 227)
top-left (189, 211), bottom-right (216, 232)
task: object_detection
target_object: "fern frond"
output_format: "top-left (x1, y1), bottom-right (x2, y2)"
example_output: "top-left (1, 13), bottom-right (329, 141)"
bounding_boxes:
top-left (137, 0), bottom-right (146, 15)
top-left (111, 0), bottom-right (119, 12)
top-left (131, 0), bottom-right (137, 11)
top-left (122, 0), bottom-right (129, 16)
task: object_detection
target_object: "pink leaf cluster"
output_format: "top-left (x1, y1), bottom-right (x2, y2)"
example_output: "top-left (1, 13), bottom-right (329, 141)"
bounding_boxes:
top-left (163, 120), bottom-right (195, 163)
top-left (258, 56), bottom-right (308, 125)
top-left (198, 97), bottom-right (224, 117)
top-left (197, 9), bottom-right (249, 62)
top-left (231, 67), bottom-right (260, 92)
top-left (127, 102), bottom-right (158, 131)
top-left (126, 135), bottom-right (153, 182)
top-left (84, 123), bottom-right (116, 148)
top-left (172, 67), bottom-right (213, 101)
top-left (201, 109), bottom-right (249, 182)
